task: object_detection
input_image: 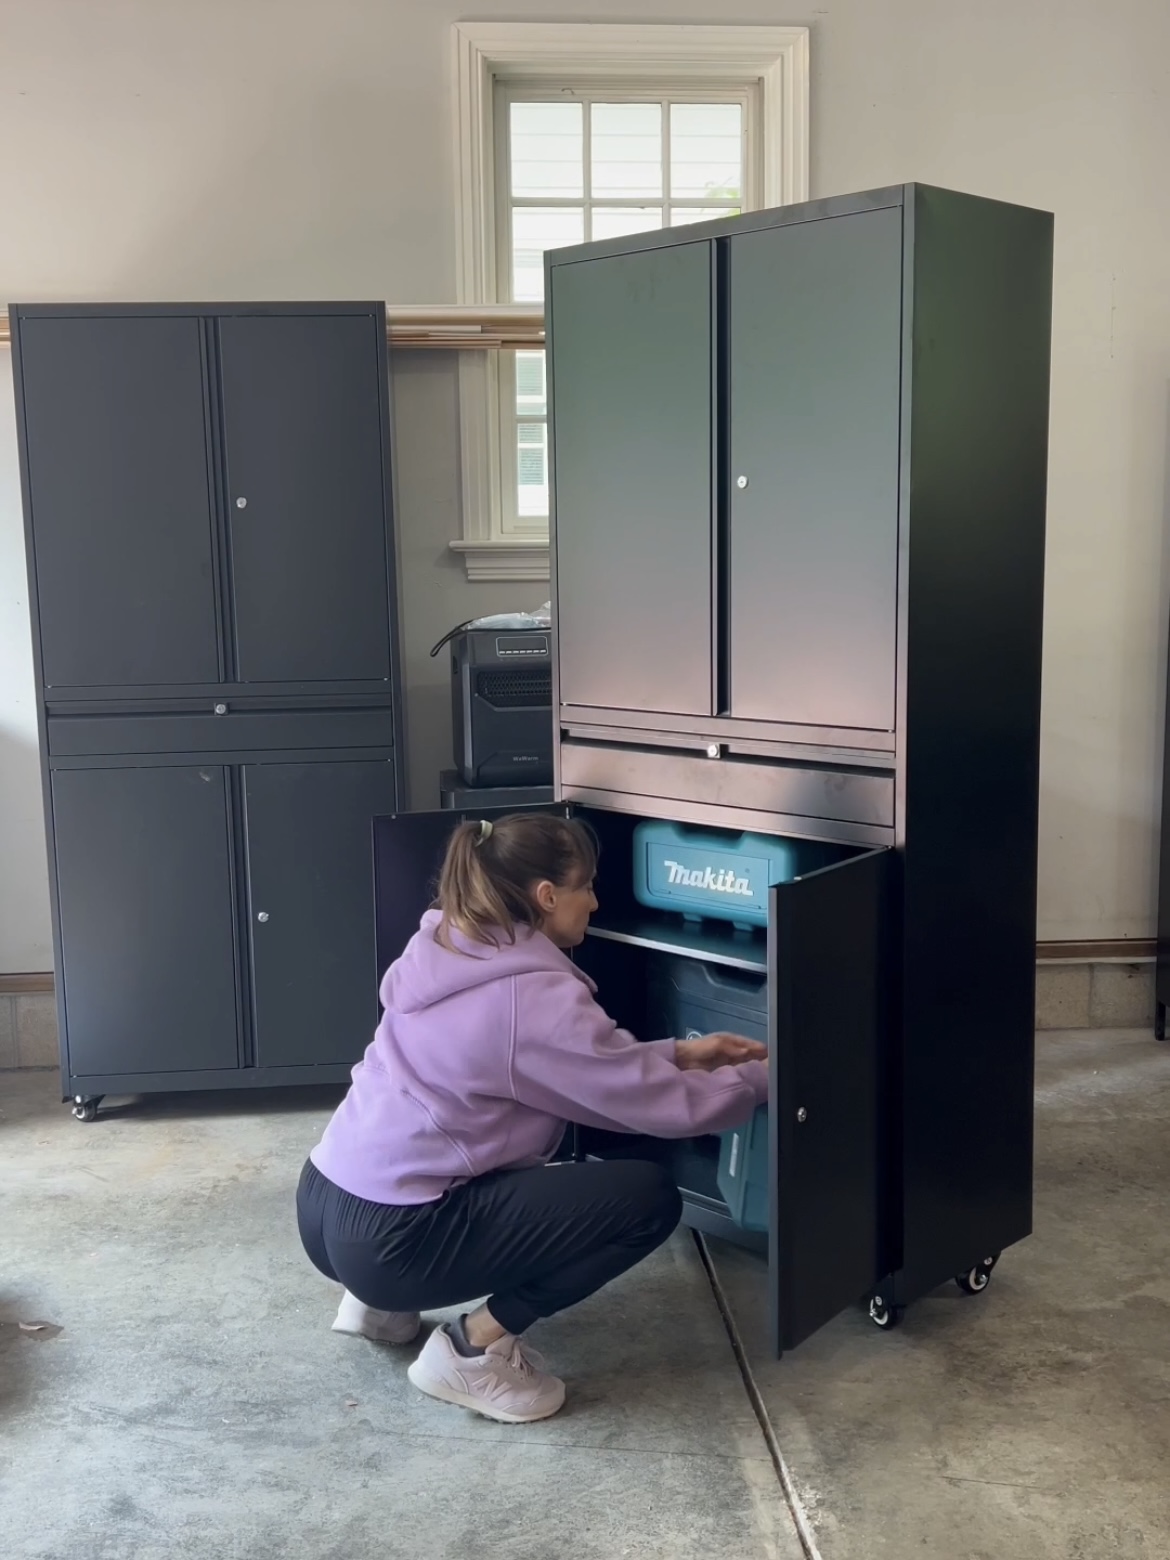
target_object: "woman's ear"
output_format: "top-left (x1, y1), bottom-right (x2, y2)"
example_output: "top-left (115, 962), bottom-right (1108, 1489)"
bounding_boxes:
top-left (533, 879), bottom-right (558, 915)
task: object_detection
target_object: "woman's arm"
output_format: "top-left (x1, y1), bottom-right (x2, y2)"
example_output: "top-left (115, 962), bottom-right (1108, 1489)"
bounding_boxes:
top-left (507, 972), bottom-right (767, 1139)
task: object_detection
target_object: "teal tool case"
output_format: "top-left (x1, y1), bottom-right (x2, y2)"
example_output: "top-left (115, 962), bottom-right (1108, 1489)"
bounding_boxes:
top-left (646, 956), bottom-right (770, 1232)
top-left (632, 821), bottom-right (841, 931)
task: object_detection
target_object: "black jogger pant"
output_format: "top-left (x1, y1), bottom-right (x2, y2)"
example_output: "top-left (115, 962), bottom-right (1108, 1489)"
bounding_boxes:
top-left (296, 1156), bottom-right (683, 1336)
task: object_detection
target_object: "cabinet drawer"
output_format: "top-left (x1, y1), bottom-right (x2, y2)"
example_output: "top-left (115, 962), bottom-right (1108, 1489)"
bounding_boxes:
top-left (47, 708), bottom-right (395, 758)
top-left (560, 739), bottom-right (894, 829)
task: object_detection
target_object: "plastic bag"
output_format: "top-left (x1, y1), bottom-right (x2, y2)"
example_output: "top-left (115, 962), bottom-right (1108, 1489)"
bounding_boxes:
top-left (467, 601), bottom-right (551, 630)
top-left (429, 603), bottom-right (551, 657)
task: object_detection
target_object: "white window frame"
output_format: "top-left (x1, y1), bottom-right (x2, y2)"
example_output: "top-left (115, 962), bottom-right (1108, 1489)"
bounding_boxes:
top-left (496, 82), bottom-right (759, 539)
top-left (450, 22), bottom-right (811, 582)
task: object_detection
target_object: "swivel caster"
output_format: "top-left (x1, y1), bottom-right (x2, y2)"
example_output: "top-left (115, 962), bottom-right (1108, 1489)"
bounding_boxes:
top-left (71, 1095), bottom-right (102, 1123)
top-left (868, 1294), bottom-right (904, 1330)
top-left (955, 1254), bottom-right (999, 1295)
top-left (1156, 1002), bottom-right (1166, 1042)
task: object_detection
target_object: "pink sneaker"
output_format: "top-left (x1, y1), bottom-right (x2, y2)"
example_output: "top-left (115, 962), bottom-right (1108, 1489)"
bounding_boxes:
top-left (407, 1324), bottom-right (566, 1423)
top-left (331, 1289), bottom-right (421, 1345)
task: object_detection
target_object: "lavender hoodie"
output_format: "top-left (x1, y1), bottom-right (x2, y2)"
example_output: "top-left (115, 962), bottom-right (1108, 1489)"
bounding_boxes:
top-left (310, 909), bottom-right (769, 1206)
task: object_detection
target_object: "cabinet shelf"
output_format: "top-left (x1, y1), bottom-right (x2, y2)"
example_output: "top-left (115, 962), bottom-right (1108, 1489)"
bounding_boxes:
top-left (585, 914), bottom-right (768, 975)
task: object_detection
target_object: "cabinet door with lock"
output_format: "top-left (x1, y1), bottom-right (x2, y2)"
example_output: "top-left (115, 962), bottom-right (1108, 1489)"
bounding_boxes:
top-left (727, 208), bottom-right (903, 734)
top-left (768, 846), bottom-right (889, 1350)
top-left (218, 312), bottom-right (394, 685)
top-left (245, 758), bottom-right (399, 1069)
top-left (549, 242), bottom-right (715, 719)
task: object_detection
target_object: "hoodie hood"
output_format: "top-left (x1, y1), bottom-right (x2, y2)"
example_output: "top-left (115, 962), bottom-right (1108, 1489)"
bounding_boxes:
top-left (381, 909), bottom-right (596, 1015)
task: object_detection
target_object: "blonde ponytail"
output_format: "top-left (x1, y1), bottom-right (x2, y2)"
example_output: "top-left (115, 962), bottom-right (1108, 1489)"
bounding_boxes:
top-left (434, 813), bottom-right (598, 951)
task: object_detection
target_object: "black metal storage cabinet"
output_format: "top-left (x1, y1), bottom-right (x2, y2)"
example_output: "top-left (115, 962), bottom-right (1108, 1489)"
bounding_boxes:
top-left (376, 183), bottom-right (1054, 1357)
top-left (10, 303), bottom-right (405, 1119)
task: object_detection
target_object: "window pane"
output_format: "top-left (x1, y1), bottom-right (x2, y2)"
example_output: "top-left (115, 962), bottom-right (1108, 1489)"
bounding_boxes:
top-left (511, 208), bottom-right (585, 302)
top-left (591, 103), bottom-right (662, 198)
top-left (591, 207), bottom-right (664, 241)
top-left (670, 103), bottom-right (742, 201)
top-left (510, 101), bottom-right (583, 198)
top-left (515, 351), bottom-right (547, 416)
top-left (670, 206), bottom-right (741, 227)
top-left (516, 421), bottom-right (548, 518)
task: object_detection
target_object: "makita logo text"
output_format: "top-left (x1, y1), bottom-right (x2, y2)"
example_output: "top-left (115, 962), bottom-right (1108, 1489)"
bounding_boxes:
top-left (663, 861), bottom-right (753, 898)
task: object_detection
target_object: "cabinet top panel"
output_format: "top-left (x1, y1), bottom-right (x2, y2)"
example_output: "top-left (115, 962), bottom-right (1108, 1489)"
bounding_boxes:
top-left (10, 302), bottom-right (386, 320)
top-left (544, 183), bottom-right (1052, 271)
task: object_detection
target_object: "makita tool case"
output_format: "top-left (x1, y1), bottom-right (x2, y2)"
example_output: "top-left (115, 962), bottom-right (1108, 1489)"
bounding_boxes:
top-left (632, 821), bottom-right (841, 930)
top-left (646, 956), bottom-right (770, 1232)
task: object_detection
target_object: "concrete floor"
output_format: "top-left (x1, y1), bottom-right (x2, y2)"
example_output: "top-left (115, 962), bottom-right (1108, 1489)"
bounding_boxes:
top-left (0, 1071), bottom-right (801, 1560)
top-left (707, 1028), bottom-right (1170, 1559)
top-left (2, 1028), bottom-right (1167, 1559)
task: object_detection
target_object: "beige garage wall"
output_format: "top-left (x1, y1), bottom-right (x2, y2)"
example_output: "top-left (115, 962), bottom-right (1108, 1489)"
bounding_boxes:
top-left (2, 0), bottom-right (1168, 969)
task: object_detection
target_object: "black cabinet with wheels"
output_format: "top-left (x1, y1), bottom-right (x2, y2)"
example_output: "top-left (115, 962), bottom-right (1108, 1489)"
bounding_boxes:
top-left (538, 185), bottom-right (1053, 1352)
top-left (10, 303), bottom-right (405, 1115)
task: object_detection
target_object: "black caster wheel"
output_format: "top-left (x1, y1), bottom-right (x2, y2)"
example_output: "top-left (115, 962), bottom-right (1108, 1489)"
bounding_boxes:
top-left (71, 1095), bottom-right (102, 1123)
top-left (955, 1254), bottom-right (999, 1295)
top-left (868, 1294), bottom-right (904, 1330)
top-left (1156, 1003), bottom-right (1166, 1042)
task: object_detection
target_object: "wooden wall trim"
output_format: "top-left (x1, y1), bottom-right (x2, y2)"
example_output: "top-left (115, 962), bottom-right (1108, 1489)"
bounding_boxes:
top-left (1036, 939), bottom-right (1155, 963)
top-left (0, 306), bottom-right (545, 352)
top-left (0, 973), bottom-right (54, 994)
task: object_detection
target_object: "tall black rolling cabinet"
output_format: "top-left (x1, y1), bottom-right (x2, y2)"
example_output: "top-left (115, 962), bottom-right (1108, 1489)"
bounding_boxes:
top-left (373, 184), bottom-right (1053, 1357)
top-left (10, 303), bottom-right (405, 1120)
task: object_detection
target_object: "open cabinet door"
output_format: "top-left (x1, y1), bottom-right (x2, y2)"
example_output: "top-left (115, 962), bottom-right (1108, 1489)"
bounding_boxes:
top-left (373, 806), bottom-right (565, 981)
top-left (770, 847), bottom-right (892, 1352)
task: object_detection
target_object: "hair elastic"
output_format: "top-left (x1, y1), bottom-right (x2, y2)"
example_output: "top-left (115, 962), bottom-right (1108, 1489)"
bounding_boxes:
top-left (477, 819), bottom-right (493, 844)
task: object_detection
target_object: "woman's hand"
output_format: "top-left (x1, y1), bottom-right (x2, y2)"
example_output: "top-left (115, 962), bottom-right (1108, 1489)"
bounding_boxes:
top-left (674, 1032), bottom-right (767, 1072)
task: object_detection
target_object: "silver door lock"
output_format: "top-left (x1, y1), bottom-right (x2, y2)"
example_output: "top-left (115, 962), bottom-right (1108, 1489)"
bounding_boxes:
top-left (706, 743), bottom-right (721, 759)
top-left (796, 1107), bottom-right (808, 1123)
top-left (236, 497), bottom-right (247, 509)
top-left (213, 703), bottom-right (228, 715)
top-left (257, 912), bottom-right (269, 923)
top-left (736, 475), bottom-right (749, 490)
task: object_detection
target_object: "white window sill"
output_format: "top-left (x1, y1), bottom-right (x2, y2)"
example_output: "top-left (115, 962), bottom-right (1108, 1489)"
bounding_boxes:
top-left (449, 538), bottom-right (550, 582)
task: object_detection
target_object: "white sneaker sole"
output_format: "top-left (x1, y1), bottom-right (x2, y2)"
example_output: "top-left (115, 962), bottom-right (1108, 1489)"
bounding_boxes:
top-left (333, 1316), bottom-right (421, 1346)
top-left (406, 1360), bottom-right (565, 1424)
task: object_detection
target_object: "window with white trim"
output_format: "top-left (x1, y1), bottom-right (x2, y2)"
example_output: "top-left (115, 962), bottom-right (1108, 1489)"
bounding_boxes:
top-left (451, 24), bottom-right (810, 581)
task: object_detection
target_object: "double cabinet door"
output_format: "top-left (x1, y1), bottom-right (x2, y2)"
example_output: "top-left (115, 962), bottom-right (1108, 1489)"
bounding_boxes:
top-left (50, 756), bottom-right (395, 1082)
top-left (373, 804), bottom-right (891, 1354)
top-left (549, 206), bottom-right (903, 736)
top-left (14, 308), bottom-right (394, 690)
